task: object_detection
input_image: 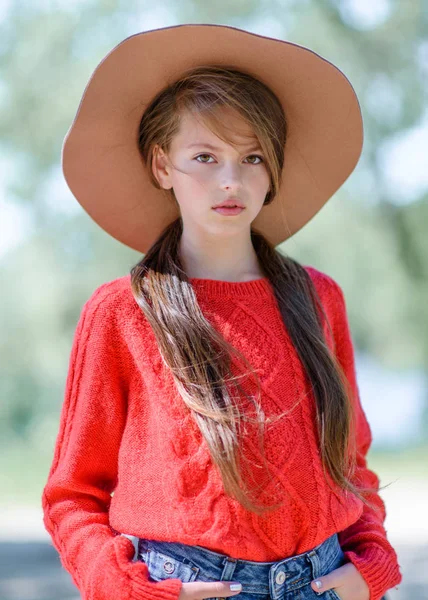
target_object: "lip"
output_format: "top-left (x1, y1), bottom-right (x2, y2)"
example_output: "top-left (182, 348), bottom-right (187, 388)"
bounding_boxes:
top-left (212, 206), bottom-right (244, 216)
top-left (212, 199), bottom-right (244, 208)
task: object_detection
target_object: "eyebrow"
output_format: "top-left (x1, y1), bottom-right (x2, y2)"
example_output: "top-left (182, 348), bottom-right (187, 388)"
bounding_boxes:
top-left (186, 142), bottom-right (263, 152)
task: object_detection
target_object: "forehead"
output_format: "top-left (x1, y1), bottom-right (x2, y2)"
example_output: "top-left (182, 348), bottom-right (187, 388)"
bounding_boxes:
top-left (173, 108), bottom-right (259, 150)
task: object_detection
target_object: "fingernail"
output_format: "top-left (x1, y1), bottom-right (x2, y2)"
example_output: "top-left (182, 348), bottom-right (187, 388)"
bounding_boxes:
top-left (313, 580), bottom-right (322, 590)
top-left (229, 583), bottom-right (242, 591)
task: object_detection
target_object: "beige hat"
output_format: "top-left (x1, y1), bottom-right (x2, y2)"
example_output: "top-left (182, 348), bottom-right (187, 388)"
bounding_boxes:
top-left (62, 23), bottom-right (363, 254)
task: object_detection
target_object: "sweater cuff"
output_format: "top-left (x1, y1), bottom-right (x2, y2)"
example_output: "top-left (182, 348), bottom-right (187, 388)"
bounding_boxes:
top-left (89, 533), bottom-right (183, 600)
top-left (117, 535), bottom-right (184, 600)
top-left (343, 545), bottom-right (402, 600)
top-left (131, 570), bottom-right (183, 600)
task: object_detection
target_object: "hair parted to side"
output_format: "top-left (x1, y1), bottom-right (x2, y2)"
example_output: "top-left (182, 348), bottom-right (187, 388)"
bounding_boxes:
top-left (131, 64), bottom-right (383, 515)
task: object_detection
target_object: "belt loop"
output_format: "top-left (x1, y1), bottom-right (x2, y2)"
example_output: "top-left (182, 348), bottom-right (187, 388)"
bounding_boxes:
top-left (306, 550), bottom-right (321, 595)
top-left (221, 556), bottom-right (238, 581)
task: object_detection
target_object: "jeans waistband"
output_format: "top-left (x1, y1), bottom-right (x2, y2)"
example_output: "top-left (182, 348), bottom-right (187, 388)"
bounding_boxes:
top-left (136, 532), bottom-right (342, 598)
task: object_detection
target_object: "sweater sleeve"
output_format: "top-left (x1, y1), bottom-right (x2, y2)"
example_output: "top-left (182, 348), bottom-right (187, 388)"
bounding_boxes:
top-left (328, 279), bottom-right (403, 600)
top-left (41, 285), bottom-right (183, 600)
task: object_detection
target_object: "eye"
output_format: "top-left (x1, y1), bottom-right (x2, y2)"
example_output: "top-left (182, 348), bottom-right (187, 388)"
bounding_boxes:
top-left (194, 154), bottom-right (214, 163)
top-left (194, 154), bottom-right (264, 164)
top-left (245, 155), bottom-right (264, 165)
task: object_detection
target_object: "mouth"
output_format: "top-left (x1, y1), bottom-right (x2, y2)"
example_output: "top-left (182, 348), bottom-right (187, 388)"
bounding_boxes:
top-left (212, 205), bottom-right (245, 215)
top-left (212, 203), bottom-right (245, 209)
top-left (212, 198), bottom-right (245, 209)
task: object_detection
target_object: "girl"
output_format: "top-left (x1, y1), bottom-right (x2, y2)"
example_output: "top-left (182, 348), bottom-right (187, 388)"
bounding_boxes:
top-left (42, 24), bottom-right (402, 600)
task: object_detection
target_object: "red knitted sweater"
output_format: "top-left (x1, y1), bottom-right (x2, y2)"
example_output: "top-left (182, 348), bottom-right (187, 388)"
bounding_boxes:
top-left (42, 266), bottom-right (402, 600)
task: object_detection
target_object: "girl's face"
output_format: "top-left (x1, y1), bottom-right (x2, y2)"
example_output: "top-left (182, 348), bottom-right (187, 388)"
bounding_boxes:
top-left (152, 108), bottom-right (271, 239)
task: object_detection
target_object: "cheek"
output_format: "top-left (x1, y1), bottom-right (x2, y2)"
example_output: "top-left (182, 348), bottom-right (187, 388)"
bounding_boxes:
top-left (172, 171), bottom-right (214, 196)
top-left (245, 166), bottom-right (270, 186)
top-left (173, 187), bottom-right (210, 217)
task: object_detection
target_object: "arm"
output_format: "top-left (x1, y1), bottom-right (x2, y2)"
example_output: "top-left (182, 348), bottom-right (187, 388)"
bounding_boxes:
top-left (42, 284), bottom-right (183, 600)
top-left (329, 279), bottom-right (403, 600)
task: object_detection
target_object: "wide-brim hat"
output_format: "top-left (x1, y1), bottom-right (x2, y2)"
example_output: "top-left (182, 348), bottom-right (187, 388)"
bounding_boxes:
top-left (62, 23), bottom-right (363, 254)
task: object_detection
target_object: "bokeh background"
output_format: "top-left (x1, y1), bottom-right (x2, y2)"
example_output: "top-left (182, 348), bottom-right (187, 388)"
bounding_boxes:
top-left (1, 1), bottom-right (427, 599)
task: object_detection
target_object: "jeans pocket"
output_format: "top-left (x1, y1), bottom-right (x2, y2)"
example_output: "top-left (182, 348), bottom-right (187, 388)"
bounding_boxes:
top-left (142, 546), bottom-right (201, 583)
top-left (328, 589), bottom-right (342, 600)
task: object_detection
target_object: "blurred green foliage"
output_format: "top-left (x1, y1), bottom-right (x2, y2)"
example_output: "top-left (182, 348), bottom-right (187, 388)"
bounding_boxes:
top-left (1, 0), bottom-right (428, 503)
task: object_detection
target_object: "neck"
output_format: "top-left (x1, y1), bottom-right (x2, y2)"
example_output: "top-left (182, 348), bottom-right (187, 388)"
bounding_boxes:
top-left (178, 228), bottom-right (263, 282)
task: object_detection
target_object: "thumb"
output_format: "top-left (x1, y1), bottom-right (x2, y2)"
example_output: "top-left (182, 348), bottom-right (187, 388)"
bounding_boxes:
top-left (180, 580), bottom-right (242, 600)
top-left (311, 576), bottom-right (335, 594)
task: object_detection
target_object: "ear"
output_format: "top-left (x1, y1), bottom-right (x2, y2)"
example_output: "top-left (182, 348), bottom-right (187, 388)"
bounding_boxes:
top-left (152, 144), bottom-right (173, 190)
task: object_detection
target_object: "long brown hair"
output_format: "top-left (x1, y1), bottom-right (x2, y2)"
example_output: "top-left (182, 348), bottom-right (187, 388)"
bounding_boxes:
top-left (130, 65), bottom-right (382, 515)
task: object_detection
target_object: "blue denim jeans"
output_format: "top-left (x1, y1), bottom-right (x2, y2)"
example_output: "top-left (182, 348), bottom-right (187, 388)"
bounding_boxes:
top-left (131, 532), bottom-right (350, 600)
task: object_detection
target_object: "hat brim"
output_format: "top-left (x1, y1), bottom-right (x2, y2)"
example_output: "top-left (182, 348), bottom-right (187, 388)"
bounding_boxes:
top-left (62, 23), bottom-right (363, 253)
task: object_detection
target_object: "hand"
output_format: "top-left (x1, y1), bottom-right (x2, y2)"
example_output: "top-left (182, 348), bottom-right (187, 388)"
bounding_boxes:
top-left (311, 562), bottom-right (370, 600)
top-left (179, 580), bottom-right (242, 600)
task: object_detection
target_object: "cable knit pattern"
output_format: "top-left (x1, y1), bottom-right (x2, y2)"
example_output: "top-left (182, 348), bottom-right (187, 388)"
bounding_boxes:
top-left (42, 266), bottom-right (402, 600)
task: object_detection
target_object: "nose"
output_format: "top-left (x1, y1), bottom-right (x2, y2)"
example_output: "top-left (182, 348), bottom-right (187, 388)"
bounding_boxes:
top-left (219, 161), bottom-right (244, 190)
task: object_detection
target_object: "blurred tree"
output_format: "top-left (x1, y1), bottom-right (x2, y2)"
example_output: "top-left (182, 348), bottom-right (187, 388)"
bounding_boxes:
top-left (0, 0), bottom-right (427, 452)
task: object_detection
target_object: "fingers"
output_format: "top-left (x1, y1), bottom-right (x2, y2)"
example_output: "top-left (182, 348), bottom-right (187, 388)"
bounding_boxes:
top-left (311, 567), bottom-right (339, 592)
top-left (310, 562), bottom-right (348, 594)
top-left (180, 580), bottom-right (242, 599)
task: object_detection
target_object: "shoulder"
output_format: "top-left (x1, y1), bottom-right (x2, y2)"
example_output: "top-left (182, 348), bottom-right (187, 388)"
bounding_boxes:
top-left (67, 275), bottom-right (136, 378)
top-left (303, 264), bottom-right (344, 302)
top-left (302, 265), bottom-right (349, 337)
top-left (83, 274), bottom-right (132, 309)
top-left (78, 274), bottom-right (135, 333)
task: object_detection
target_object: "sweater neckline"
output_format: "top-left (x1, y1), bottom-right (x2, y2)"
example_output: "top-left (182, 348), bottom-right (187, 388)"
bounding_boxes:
top-left (188, 276), bottom-right (272, 297)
